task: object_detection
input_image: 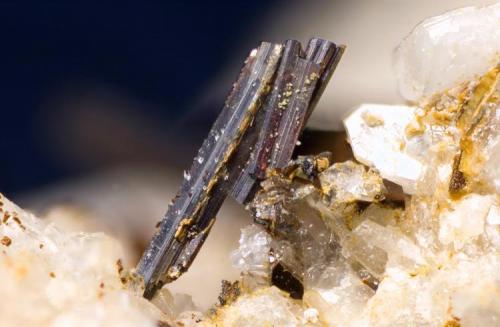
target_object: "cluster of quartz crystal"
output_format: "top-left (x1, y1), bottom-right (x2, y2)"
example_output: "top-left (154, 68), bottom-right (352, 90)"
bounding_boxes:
top-left (202, 3), bottom-right (500, 327)
top-left (0, 193), bottom-right (172, 326)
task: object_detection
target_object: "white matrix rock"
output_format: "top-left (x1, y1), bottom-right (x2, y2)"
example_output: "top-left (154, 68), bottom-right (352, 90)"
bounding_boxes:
top-left (0, 194), bottom-right (172, 326)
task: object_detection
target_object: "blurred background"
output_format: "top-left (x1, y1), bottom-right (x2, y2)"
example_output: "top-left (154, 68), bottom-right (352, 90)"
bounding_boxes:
top-left (0, 0), bottom-right (494, 309)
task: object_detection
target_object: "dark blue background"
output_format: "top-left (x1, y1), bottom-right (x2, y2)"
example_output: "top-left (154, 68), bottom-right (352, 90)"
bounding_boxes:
top-left (0, 1), bottom-right (280, 195)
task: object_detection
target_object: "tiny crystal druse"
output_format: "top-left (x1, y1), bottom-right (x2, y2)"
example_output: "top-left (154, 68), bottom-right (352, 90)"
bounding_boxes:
top-left (0, 3), bottom-right (499, 327)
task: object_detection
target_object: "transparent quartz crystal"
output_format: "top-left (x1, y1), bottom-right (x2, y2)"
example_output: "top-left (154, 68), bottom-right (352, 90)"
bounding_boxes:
top-left (230, 224), bottom-right (272, 290)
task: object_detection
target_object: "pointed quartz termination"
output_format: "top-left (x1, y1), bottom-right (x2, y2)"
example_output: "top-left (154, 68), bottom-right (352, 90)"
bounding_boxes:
top-left (230, 38), bottom-right (345, 203)
top-left (137, 42), bottom-right (283, 299)
top-left (344, 103), bottom-right (423, 194)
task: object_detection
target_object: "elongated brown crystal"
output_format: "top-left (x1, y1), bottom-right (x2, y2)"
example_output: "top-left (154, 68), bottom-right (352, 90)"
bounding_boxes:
top-left (137, 42), bottom-right (283, 299)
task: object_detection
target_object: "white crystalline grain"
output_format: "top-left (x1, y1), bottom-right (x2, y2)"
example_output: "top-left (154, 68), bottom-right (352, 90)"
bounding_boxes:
top-left (209, 287), bottom-right (309, 327)
top-left (230, 224), bottom-right (272, 279)
top-left (319, 161), bottom-right (386, 203)
top-left (344, 103), bottom-right (424, 194)
top-left (395, 2), bottom-right (500, 101)
top-left (302, 308), bottom-right (319, 324)
top-left (438, 194), bottom-right (494, 249)
top-left (303, 262), bottom-right (374, 326)
top-left (487, 205), bottom-right (500, 226)
top-left (479, 104), bottom-right (500, 193)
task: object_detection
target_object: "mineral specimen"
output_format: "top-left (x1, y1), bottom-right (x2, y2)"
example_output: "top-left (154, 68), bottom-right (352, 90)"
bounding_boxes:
top-left (2, 3), bottom-right (500, 327)
top-left (231, 39), bottom-right (344, 204)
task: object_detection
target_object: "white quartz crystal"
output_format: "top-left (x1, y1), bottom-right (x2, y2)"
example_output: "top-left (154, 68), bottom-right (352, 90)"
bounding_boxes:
top-left (303, 261), bottom-right (374, 327)
top-left (477, 101), bottom-right (500, 194)
top-left (344, 103), bottom-right (424, 194)
top-left (395, 2), bottom-right (500, 102)
top-left (438, 194), bottom-right (494, 249)
top-left (230, 224), bottom-right (272, 290)
top-left (230, 224), bottom-right (271, 276)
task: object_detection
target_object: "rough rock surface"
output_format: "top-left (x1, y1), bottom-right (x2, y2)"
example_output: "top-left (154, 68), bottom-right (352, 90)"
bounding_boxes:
top-left (0, 193), bottom-right (176, 326)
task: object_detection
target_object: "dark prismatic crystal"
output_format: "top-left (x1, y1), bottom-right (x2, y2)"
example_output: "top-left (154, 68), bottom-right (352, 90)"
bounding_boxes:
top-left (231, 38), bottom-right (344, 203)
top-left (137, 38), bottom-right (344, 299)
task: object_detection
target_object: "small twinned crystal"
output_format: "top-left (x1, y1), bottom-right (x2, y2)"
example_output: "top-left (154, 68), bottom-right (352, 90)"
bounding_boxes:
top-left (1, 3), bottom-right (500, 327)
